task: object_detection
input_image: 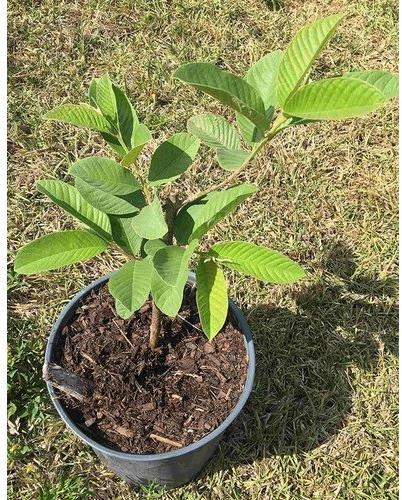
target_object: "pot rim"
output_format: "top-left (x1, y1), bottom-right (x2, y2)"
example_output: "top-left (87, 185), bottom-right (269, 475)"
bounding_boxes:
top-left (45, 273), bottom-right (255, 462)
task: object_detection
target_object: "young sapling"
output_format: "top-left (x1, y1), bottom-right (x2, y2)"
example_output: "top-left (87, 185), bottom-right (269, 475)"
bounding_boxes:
top-left (14, 14), bottom-right (398, 349)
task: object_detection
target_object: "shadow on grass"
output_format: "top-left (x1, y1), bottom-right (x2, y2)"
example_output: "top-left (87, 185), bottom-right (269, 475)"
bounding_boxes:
top-left (8, 242), bottom-right (397, 493)
top-left (261, 0), bottom-right (284, 11)
top-left (202, 242), bottom-right (398, 474)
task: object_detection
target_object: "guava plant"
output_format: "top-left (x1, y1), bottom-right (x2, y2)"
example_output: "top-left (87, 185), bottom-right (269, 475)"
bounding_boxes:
top-left (14, 14), bottom-right (398, 349)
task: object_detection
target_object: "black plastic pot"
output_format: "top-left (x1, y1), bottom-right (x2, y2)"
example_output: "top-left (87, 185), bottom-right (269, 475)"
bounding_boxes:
top-left (45, 273), bottom-right (255, 489)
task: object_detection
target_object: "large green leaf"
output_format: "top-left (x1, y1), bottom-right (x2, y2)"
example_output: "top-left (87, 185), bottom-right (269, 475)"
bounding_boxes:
top-left (343, 70), bottom-right (399, 99)
top-left (14, 230), bottom-right (107, 275)
top-left (174, 183), bottom-right (258, 245)
top-left (175, 62), bottom-right (267, 130)
top-left (44, 103), bottom-right (113, 133)
top-left (277, 14), bottom-right (343, 106)
top-left (109, 215), bottom-right (143, 256)
top-left (153, 246), bottom-right (188, 284)
top-left (237, 50), bottom-right (283, 143)
top-left (121, 124), bottom-right (152, 167)
top-left (131, 197), bottom-right (168, 240)
top-left (187, 113), bottom-right (250, 171)
top-left (70, 157), bottom-right (141, 195)
top-left (37, 180), bottom-right (112, 241)
top-left (151, 241), bottom-right (198, 317)
top-left (75, 178), bottom-right (144, 215)
top-left (108, 259), bottom-right (152, 319)
top-left (210, 241), bottom-right (305, 283)
top-left (283, 77), bottom-right (386, 120)
top-left (70, 156), bottom-right (143, 214)
top-left (148, 133), bottom-right (200, 186)
top-left (195, 259), bottom-right (228, 340)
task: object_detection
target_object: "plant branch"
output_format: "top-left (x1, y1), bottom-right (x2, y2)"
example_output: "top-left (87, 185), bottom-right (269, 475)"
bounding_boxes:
top-left (182, 118), bottom-right (286, 206)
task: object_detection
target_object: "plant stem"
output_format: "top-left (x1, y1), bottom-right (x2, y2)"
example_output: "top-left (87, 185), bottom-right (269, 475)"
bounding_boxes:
top-left (148, 194), bottom-right (180, 350)
top-left (149, 302), bottom-right (162, 350)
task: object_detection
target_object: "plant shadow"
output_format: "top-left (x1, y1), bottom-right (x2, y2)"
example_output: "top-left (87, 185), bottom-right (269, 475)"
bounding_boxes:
top-left (201, 242), bottom-right (398, 474)
top-left (261, 0), bottom-right (284, 11)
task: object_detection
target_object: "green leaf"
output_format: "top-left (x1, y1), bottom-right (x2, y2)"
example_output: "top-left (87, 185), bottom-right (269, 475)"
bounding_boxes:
top-left (196, 259), bottom-right (228, 340)
top-left (237, 50), bottom-right (283, 143)
top-left (283, 77), bottom-right (386, 121)
top-left (153, 246), bottom-right (188, 284)
top-left (287, 116), bottom-right (317, 128)
top-left (187, 113), bottom-right (241, 150)
top-left (343, 70), bottom-right (399, 99)
top-left (70, 157), bottom-right (143, 215)
top-left (151, 241), bottom-right (198, 317)
top-left (215, 148), bottom-right (250, 171)
top-left (277, 14), bottom-right (344, 106)
top-left (187, 113), bottom-right (250, 171)
top-left (14, 230), bottom-right (107, 275)
top-left (174, 183), bottom-right (258, 245)
top-left (96, 75), bottom-right (117, 123)
top-left (36, 180), bottom-right (112, 241)
top-left (245, 50), bottom-right (283, 109)
top-left (143, 239), bottom-right (167, 257)
top-left (44, 103), bottom-right (113, 133)
top-left (70, 157), bottom-right (141, 195)
top-left (148, 133), bottom-right (200, 186)
top-left (88, 78), bottom-right (98, 107)
top-left (112, 83), bottom-right (140, 150)
top-left (109, 215), bottom-right (143, 256)
top-left (121, 124), bottom-right (152, 167)
top-left (113, 300), bottom-right (131, 319)
top-left (175, 62), bottom-right (267, 130)
top-left (75, 179), bottom-right (144, 215)
top-left (88, 76), bottom-right (142, 154)
top-left (210, 241), bottom-right (305, 283)
top-left (132, 197), bottom-right (168, 240)
top-left (108, 259), bottom-right (152, 319)
top-left (87, 77), bottom-right (129, 157)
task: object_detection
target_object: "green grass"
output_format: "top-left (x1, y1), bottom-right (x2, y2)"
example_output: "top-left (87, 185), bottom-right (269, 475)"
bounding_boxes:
top-left (8, 0), bottom-right (398, 498)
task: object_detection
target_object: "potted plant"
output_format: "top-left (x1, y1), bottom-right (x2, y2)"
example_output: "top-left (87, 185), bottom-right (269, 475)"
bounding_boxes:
top-left (14, 14), bottom-right (398, 489)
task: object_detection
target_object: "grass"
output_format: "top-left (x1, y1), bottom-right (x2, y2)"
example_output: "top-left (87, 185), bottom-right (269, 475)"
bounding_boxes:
top-left (8, 0), bottom-right (398, 498)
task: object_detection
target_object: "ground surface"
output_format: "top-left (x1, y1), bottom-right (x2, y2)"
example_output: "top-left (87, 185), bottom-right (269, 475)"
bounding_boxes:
top-left (8, 0), bottom-right (398, 498)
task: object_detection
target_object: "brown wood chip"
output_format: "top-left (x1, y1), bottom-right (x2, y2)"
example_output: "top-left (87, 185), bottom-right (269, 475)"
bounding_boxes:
top-left (203, 343), bottom-right (215, 354)
top-left (142, 401), bottom-right (156, 412)
top-left (149, 433), bottom-right (182, 448)
top-left (114, 426), bottom-right (134, 438)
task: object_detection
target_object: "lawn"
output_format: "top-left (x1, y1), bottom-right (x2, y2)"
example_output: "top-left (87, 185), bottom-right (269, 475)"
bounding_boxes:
top-left (8, 0), bottom-right (398, 498)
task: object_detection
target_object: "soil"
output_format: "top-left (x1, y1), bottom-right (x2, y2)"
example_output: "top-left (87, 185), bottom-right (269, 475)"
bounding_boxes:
top-left (54, 283), bottom-right (248, 454)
